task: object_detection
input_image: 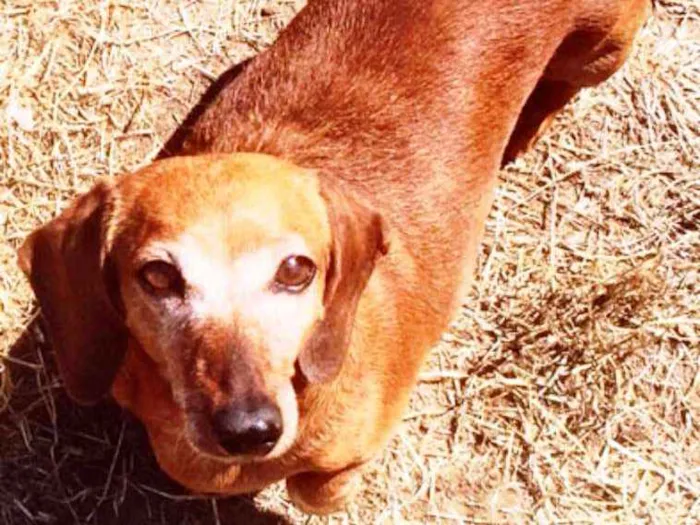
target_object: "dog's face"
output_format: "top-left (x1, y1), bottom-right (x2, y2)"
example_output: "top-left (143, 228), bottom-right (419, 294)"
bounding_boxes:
top-left (114, 155), bottom-right (329, 460)
top-left (18, 153), bottom-right (387, 462)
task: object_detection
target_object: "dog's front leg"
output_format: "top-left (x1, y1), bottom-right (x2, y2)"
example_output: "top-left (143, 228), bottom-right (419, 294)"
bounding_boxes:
top-left (286, 464), bottom-right (365, 515)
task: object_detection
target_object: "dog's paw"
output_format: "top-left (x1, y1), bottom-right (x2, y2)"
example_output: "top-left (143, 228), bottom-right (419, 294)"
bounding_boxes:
top-left (286, 467), bottom-right (362, 515)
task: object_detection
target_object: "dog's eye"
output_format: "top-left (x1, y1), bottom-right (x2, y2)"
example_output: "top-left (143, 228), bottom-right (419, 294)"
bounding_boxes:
top-left (138, 260), bottom-right (183, 296)
top-left (274, 255), bottom-right (316, 292)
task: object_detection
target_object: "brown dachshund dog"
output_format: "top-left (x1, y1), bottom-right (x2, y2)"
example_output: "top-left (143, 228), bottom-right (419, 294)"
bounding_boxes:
top-left (18, 0), bottom-right (649, 515)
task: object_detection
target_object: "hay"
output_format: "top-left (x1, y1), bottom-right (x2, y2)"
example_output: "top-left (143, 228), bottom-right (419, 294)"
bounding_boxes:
top-left (1, 0), bottom-right (698, 523)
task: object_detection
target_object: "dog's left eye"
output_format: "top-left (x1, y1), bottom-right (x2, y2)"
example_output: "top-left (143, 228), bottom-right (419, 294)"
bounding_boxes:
top-left (273, 255), bottom-right (316, 292)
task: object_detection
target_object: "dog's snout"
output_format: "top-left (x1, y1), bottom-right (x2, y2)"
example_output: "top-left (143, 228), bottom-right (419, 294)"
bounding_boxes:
top-left (212, 398), bottom-right (283, 456)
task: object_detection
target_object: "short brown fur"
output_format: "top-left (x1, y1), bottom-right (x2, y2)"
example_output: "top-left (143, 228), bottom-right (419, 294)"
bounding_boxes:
top-left (20, 0), bottom-right (649, 514)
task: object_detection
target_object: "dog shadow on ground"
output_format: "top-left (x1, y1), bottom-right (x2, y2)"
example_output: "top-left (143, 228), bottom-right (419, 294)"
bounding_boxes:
top-left (0, 315), bottom-right (291, 525)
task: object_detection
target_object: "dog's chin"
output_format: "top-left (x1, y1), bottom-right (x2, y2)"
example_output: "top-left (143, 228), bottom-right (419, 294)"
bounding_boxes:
top-left (183, 430), bottom-right (257, 464)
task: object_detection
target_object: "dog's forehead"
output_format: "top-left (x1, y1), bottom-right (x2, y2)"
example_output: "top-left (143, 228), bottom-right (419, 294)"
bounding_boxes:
top-left (116, 153), bottom-right (330, 255)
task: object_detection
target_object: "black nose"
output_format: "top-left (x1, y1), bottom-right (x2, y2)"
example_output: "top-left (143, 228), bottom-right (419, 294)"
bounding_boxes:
top-left (211, 398), bottom-right (283, 456)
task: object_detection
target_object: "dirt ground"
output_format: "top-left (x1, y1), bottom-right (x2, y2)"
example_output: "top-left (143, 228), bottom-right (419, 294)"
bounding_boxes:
top-left (1, 0), bottom-right (698, 523)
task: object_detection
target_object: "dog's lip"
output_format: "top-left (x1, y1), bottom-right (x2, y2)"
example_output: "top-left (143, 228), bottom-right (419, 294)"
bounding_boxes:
top-left (193, 441), bottom-right (273, 464)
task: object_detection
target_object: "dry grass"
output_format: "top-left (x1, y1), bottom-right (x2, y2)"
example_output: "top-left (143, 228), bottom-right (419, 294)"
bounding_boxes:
top-left (1, 0), bottom-right (698, 523)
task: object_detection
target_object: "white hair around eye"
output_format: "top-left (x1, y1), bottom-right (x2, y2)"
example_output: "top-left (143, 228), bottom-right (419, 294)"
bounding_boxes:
top-left (157, 232), bottom-right (316, 320)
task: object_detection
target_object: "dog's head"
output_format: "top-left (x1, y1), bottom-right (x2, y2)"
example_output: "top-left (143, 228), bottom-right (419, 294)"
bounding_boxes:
top-left (18, 153), bottom-right (387, 461)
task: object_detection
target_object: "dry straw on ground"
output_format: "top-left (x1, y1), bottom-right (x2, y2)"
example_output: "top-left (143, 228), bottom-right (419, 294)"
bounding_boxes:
top-left (0, 0), bottom-right (698, 523)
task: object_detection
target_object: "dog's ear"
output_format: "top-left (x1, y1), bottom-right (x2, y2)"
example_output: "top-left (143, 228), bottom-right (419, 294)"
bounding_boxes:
top-left (17, 182), bottom-right (127, 405)
top-left (298, 179), bottom-right (389, 384)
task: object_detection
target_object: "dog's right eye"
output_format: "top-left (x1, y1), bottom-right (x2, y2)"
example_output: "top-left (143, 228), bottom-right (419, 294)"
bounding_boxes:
top-left (138, 261), bottom-right (184, 296)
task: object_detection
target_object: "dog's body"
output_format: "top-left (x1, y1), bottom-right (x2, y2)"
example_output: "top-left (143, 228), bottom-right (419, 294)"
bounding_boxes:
top-left (19, 0), bottom-right (649, 514)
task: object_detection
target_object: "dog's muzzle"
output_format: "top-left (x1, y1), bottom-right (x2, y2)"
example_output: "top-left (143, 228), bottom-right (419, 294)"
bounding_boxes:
top-left (211, 395), bottom-right (283, 456)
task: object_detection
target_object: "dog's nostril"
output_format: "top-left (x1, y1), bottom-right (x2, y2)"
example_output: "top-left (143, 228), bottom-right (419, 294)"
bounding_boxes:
top-left (212, 400), bottom-right (283, 456)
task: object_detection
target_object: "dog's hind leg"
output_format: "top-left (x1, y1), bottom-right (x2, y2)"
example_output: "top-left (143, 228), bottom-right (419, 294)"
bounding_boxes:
top-left (502, 0), bottom-right (651, 165)
top-left (502, 79), bottom-right (581, 165)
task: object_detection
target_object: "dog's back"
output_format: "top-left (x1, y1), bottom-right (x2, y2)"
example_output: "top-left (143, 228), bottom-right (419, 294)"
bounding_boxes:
top-left (161, 0), bottom-right (648, 338)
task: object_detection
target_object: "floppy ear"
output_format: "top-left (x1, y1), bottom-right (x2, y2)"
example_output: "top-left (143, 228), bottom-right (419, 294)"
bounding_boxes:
top-left (298, 179), bottom-right (389, 384)
top-left (17, 182), bottom-right (128, 405)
